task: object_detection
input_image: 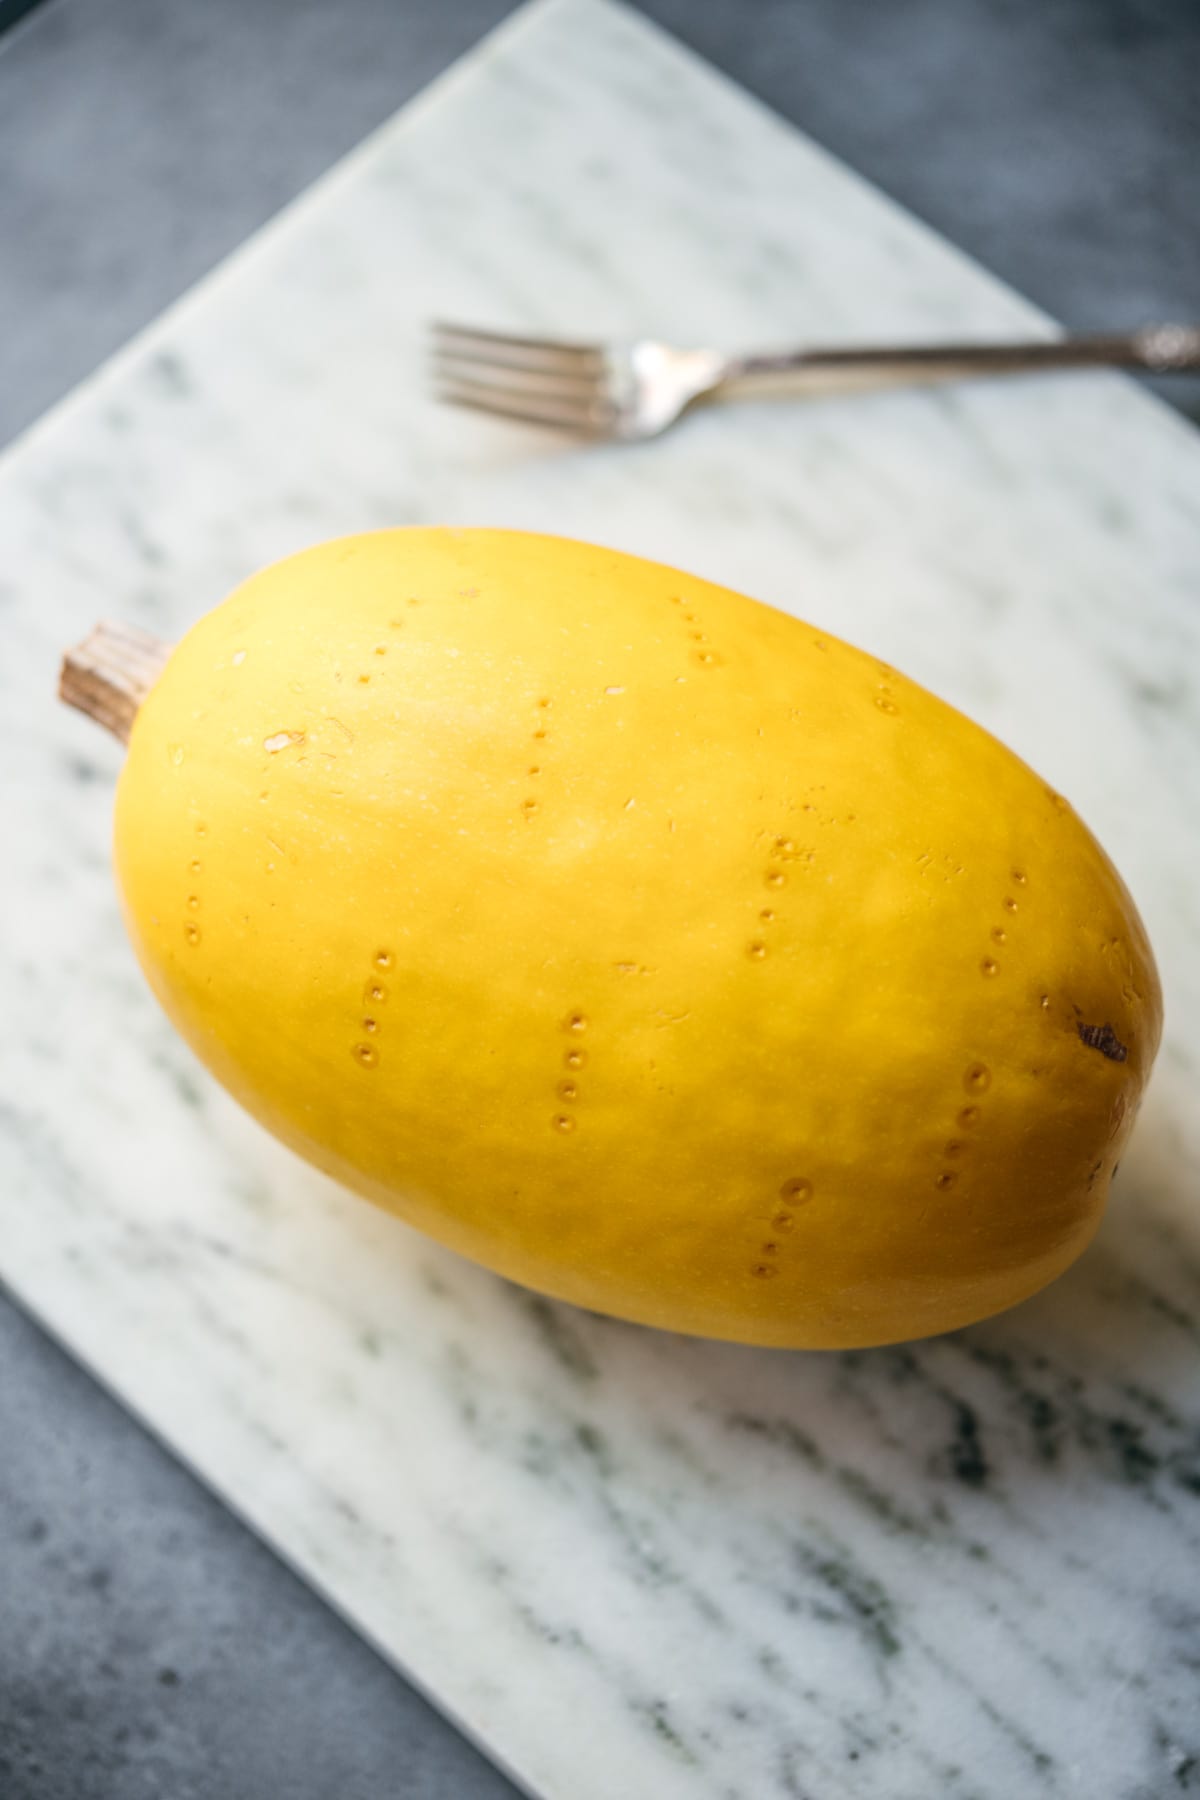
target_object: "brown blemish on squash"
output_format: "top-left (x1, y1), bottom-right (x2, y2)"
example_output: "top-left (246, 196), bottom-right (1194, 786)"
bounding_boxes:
top-left (1078, 1022), bottom-right (1128, 1063)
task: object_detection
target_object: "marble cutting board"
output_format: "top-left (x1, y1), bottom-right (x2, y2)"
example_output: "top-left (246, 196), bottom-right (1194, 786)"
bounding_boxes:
top-left (4, 0), bottom-right (1200, 1793)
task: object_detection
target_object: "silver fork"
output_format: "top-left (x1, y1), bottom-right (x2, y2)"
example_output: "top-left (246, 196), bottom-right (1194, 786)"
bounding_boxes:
top-left (432, 319), bottom-right (1200, 441)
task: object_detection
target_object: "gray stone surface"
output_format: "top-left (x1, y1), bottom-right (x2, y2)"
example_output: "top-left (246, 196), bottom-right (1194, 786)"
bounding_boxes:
top-left (0, 1288), bottom-right (521, 1800)
top-left (2, 0), bottom-right (1198, 449)
top-left (0, 0), bottom-right (515, 447)
top-left (2, 1), bottom-right (1198, 1795)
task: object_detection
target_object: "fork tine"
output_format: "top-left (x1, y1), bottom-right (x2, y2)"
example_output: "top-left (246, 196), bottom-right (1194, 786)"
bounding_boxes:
top-left (435, 374), bottom-right (611, 434)
top-left (433, 320), bottom-right (606, 373)
top-left (433, 346), bottom-right (605, 399)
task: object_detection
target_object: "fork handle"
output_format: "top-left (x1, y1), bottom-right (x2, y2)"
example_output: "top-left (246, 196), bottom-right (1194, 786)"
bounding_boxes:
top-left (728, 324), bottom-right (1200, 384)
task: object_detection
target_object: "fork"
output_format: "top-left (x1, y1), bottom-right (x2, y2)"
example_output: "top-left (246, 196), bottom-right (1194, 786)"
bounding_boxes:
top-left (432, 319), bottom-right (1200, 441)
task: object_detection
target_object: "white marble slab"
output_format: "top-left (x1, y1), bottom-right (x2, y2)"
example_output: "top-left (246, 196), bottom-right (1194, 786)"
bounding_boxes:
top-left (3, 0), bottom-right (1200, 1793)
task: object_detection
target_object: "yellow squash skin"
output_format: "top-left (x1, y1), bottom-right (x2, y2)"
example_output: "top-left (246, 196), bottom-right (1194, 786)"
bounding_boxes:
top-left (113, 529), bottom-right (1161, 1348)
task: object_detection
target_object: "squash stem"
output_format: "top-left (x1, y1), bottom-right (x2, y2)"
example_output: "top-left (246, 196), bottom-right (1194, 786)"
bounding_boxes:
top-left (59, 621), bottom-right (172, 745)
